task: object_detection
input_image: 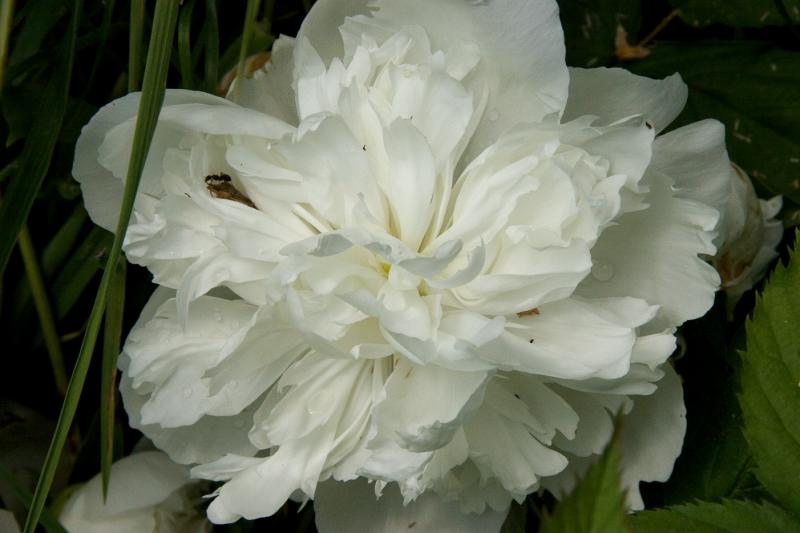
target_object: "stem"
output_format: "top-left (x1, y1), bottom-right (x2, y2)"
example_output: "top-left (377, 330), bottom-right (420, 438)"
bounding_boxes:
top-left (18, 225), bottom-right (68, 396)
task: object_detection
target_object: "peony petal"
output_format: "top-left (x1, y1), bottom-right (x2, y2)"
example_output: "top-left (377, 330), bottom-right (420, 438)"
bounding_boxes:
top-left (563, 68), bottom-right (687, 133)
top-left (230, 36), bottom-right (299, 125)
top-left (577, 173), bottom-right (720, 326)
top-left (650, 119), bottom-right (731, 230)
top-left (314, 478), bottom-right (508, 533)
top-left (370, 0), bottom-right (568, 160)
top-left (370, 361), bottom-right (489, 453)
top-left (479, 297), bottom-right (655, 380)
top-left (464, 382), bottom-right (568, 495)
top-left (618, 364), bottom-right (687, 510)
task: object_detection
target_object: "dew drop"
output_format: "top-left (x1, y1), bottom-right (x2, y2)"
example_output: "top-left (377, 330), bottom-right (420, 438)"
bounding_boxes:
top-left (488, 109), bottom-right (500, 122)
top-left (214, 268), bottom-right (230, 281)
top-left (183, 387), bottom-right (193, 398)
top-left (212, 309), bottom-right (223, 322)
top-left (591, 260), bottom-right (615, 282)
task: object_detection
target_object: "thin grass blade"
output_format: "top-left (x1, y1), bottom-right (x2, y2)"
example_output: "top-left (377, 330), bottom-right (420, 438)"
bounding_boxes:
top-left (18, 225), bottom-right (68, 396)
top-left (100, 260), bottom-right (125, 499)
top-left (0, 466), bottom-right (67, 533)
top-left (204, 0), bottom-right (219, 93)
top-left (23, 1), bottom-right (180, 530)
top-left (0, 0), bottom-right (14, 92)
top-left (129, 0), bottom-right (145, 92)
top-left (177, 0), bottom-right (196, 89)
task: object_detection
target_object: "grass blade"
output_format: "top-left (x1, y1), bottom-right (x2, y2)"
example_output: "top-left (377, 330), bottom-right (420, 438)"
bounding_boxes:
top-left (17, 224), bottom-right (68, 396)
top-left (0, 0), bottom-right (14, 92)
top-left (0, 0), bottom-right (79, 274)
top-left (0, 466), bottom-right (67, 533)
top-left (204, 0), bottom-right (219, 93)
top-left (100, 260), bottom-right (125, 499)
top-left (177, 0), bottom-right (196, 89)
top-left (129, 0), bottom-right (145, 92)
top-left (232, 0), bottom-right (262, 102)
top-left (23, 1), bottom-right (180, 530)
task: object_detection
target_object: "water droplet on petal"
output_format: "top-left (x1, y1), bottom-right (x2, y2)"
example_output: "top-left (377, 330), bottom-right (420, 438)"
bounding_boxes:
top-left (212, 309), bottom-right (223, 322)
top-left (183, 387), bottom-right (193, 398)
top-left (307, 391), bottom-right (331, 416)
top-left (591, 260), bottom-right (615, 282)
top-left (214, 268), bottom-right (230, 281)
top-left (488, 109), bottom-right (500, 122)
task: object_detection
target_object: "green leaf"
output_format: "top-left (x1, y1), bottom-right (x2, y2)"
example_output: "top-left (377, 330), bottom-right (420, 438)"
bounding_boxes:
top-left (739, 231), bottom-right (800, 516)
top-left (539, 423), bottom-right (626, 533)
top-left (23, 0), bottom-right (180, 530)
top-left (7, 0), bottom-right (67, 67)
top-left (629, 499), bottom-right (800, 532)
top-left (51, 225), bottom-right (111, 320)
top-left (629, 42), bottom-right (800, 206)
top-left (0, 0), bottom-right (80, 273)
top-left (670, 0), bottom-right (800, 28)
top-left (558, 0), bottom-right (641, 68)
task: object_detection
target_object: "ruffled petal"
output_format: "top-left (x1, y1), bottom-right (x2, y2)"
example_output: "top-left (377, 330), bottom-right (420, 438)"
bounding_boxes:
top-left (563, 68), bottom-right (687, 133)
top-left (370, 361), bottom-right (489, 453)
top-left (314, 478), bottom-right (508, 533)
top-left (618, 365), bottom-right (687, 510)
top-left (577, 173), bottom-right (721, 326)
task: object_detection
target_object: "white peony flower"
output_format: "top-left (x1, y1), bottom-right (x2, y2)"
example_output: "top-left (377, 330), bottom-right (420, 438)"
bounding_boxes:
top-left (58, 451), bottom-right (210, 533)
top-left (72, 0), bottom-right (752, 530)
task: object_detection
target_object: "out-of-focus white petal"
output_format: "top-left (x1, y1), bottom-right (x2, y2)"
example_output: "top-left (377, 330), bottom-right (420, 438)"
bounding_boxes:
top-left (0, 510), bottom-right (20, 533)
top-left (314, 478), bottom-right (508, 533)
top-left (564, 68), bottom-right (687, 133)
top-left (58, 451), bottom-right (208, 533)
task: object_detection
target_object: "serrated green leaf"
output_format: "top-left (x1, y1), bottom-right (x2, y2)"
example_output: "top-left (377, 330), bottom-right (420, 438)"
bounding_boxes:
top-left (739, 231), bottom-right (800, 516)
top-left (629, 42), bottom-right (800, 206)
top-left (670, 0), bottom-right (800, 28)
top-left (557, 0), bottom-right (641, 68)
top-left (629, 499), bottom-right (800, 532)
top-left (540, 426), bottom-right (626, 533)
